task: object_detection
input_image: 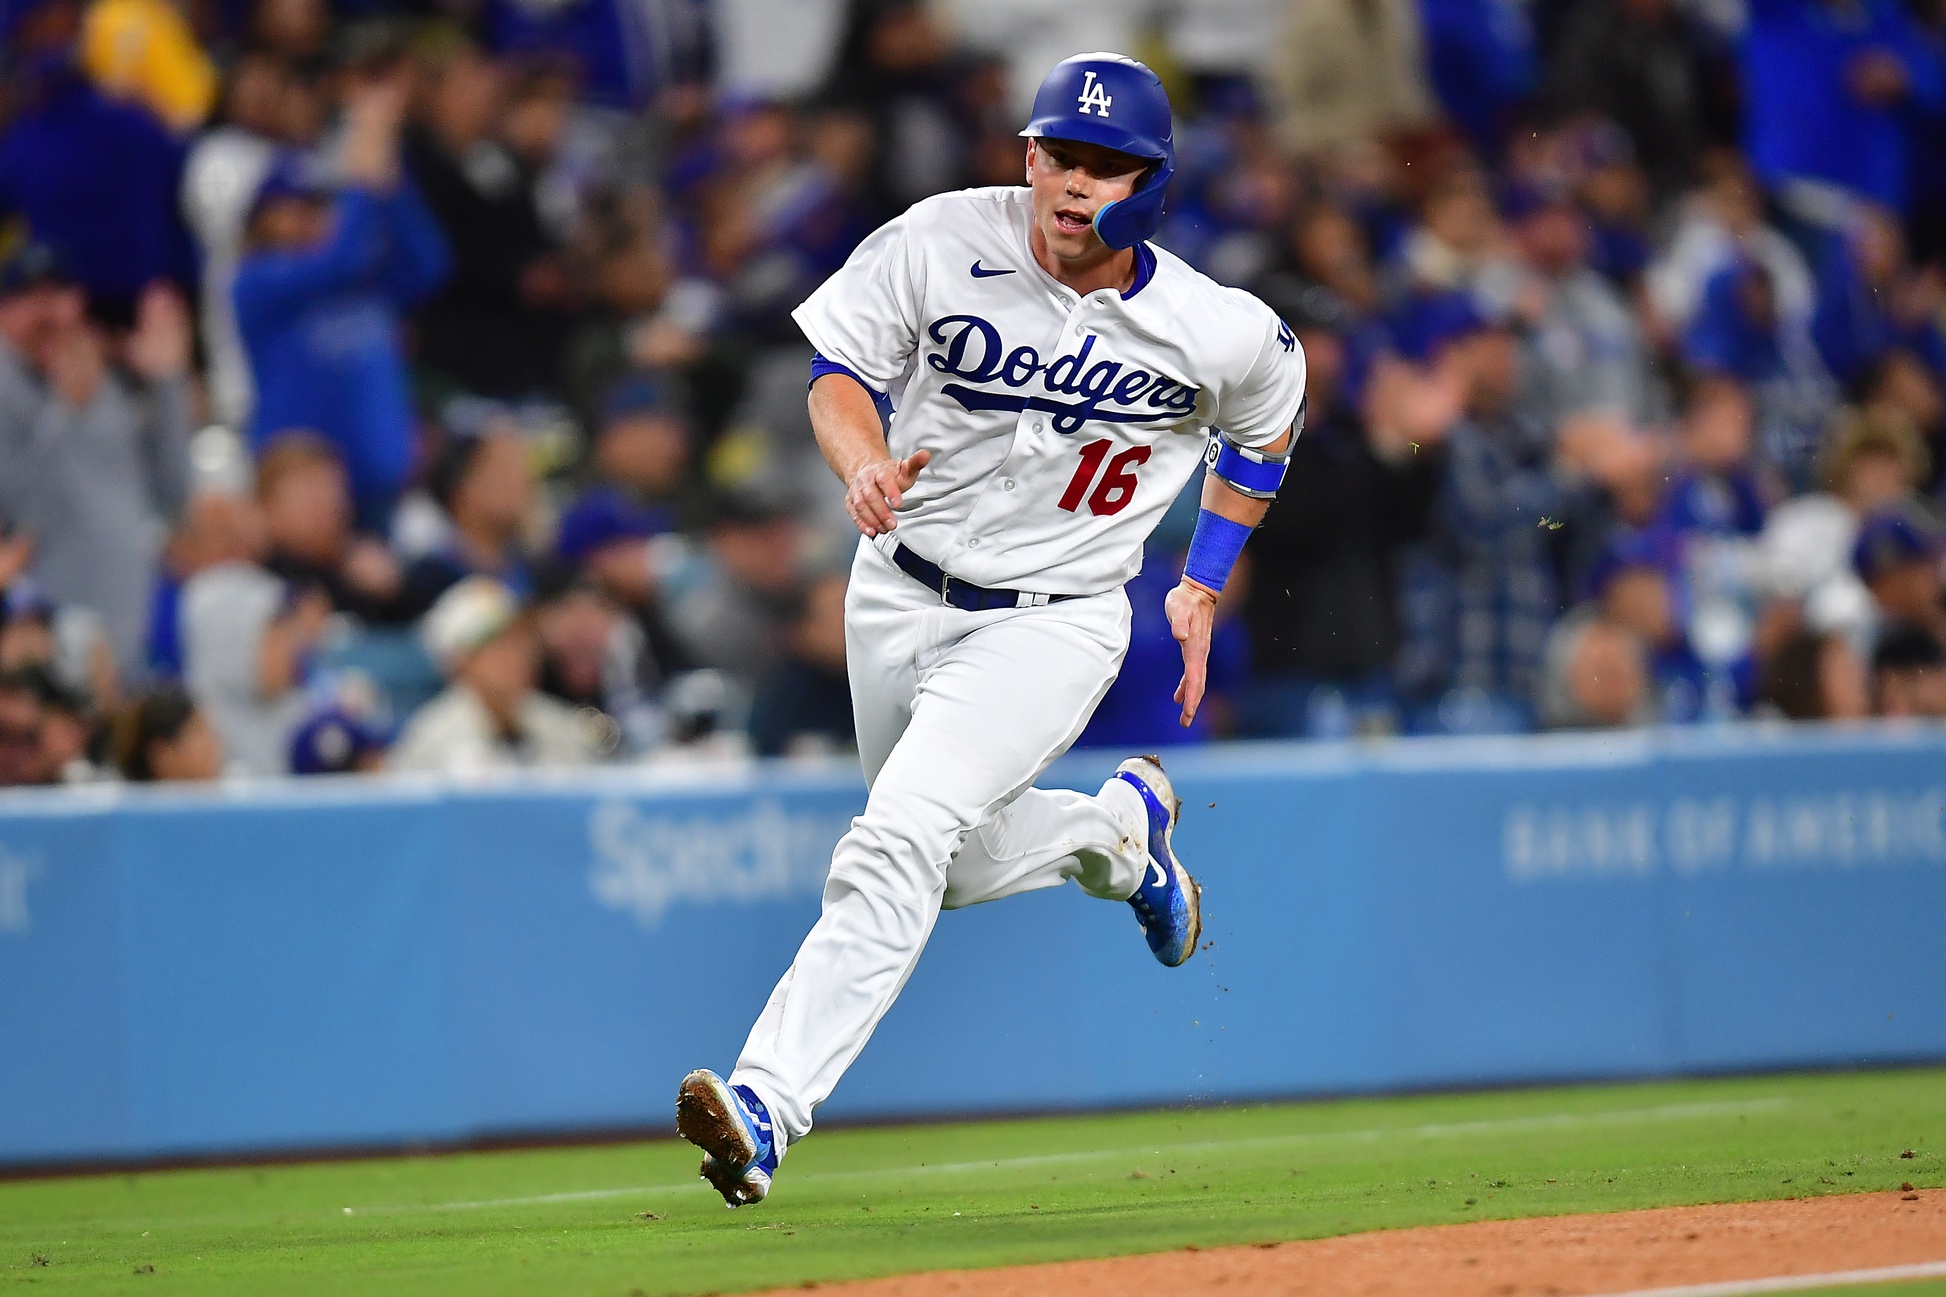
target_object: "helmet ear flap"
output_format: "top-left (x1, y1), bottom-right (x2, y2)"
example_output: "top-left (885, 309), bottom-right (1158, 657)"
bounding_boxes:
top-left (1091, 156), bottom-right (1173, 250)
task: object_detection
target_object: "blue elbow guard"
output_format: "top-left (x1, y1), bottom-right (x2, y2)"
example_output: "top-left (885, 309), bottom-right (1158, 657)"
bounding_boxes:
top-left (1205, 432), bottom-right (1291, 500)
top-left (1182, 508), bottom-right (1252, 594)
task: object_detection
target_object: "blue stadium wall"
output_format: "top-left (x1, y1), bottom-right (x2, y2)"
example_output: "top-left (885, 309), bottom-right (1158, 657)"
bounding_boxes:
top-left (2, 727), bottom-right (1943, 1166)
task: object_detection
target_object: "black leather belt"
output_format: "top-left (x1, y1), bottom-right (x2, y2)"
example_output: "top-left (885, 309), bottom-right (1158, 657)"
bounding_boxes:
top-left (890, 544), bottom-right (1079, 612)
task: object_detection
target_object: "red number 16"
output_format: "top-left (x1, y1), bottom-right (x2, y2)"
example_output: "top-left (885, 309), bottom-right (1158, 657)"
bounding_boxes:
top-left (1057, 439), bottom-right (1151, 516)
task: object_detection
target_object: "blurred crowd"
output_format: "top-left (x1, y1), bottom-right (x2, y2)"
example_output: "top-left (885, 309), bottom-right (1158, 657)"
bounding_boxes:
top-left (1, 0), bottom-right (1944, 787)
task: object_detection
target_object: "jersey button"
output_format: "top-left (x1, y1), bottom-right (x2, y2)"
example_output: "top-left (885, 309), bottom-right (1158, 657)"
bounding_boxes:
top-left (966, 537), bottom-right (981, 548)
top-left (1033, 419), bottom-right (1044, 433)
top-left (1003, 478), bottom-right (1016, 490)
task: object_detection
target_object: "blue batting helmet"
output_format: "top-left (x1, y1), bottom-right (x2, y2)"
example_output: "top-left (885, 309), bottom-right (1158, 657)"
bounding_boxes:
top-left (1019, 52), bottom-right (1175, 251)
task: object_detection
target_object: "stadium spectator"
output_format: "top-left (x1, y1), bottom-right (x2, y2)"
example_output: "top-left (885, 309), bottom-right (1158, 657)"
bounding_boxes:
top-left (1755, 625), bottom-right (1872, 718)
top-left (398, 426), bottom-right (539, 617)
top-left (1542, 0), bottom-right (1722, 194)
top-left (179, 489), bottom-right (328, 776)
top-left (0, 668), bottom-right (52, 785)
top-left (746, 570), bottom-right (854, 757)
top-left (684, 95), bottom-right (876, 341)
top-left (8, 0), bottom-right (1946, 757)
top-left (1394, 292), bottom-right (1575, 732)
top-left (1573, 126), bottom-right (1658, 286)
top-left (580, 375), bottom-right (694, 519)
top-left (658, 491), bottom-right (803, 690)
top-left (1389, 164), bottom-right (1527, 314)
top-left (1417, 0), bottom-right (1536, 155)
top-left (1870, 621), bottom-right (1946, 716)
top-left (233, 72), bottom-right (452, 530)
top-left (32, 665), bottom-right (101, 783)
top-left (1852, 502), bottom-right (1946, 645)
top-left (1645, 157), bottom-right (1816, 343)
top-left (936, 0), bottom-right (1150, 123)
top-left (556, 487), bottom-right (666, 589)
top-left (1507, 182), bottom-right (1657, 427)
top-left (1644, 378), bottom-right (1774, 707)
top-left (0, 245), bottom-right (193, 678)
top-left (0, 658), bottom-right (105, 783)
top-left (146, 484), bottom-right (269, 680)
top-left (480, 0), bottom-right (703, 110)
top-left (407, 39), bottom-right (576, 400)
top-left (535, 577), bottom-right (659, 753)
top-left (1756, 405), bottom-right (1927, 643)
top-left (0, 577), bottom-right (116, 716)
top-left (554, 484), bottom-right (688, 674)
top-left (0, 577), bottom-right (51, 678)
top-left (389, 575), bottom-right (604, 772)
top-left (78, 0), bottom-right (218, 134)
top-left (288, 701), bottom-right (389, 774)
top-left (249, 0), bottom-right (327, 65)
top-left (1809, 205), bottom-right (1946, 389)
top-left (1164, 0), bottom-right (1285, 103)
top-left (1235, 298), bottom-right (1446, 737)
top-left (181, 52), bottom-right (320, 429)
top-left (0, 0), bottom-right (194, 318)
top-left (1588, 531), bottom-right (1720, 721)
top-left (1258, 203), bottom-right (1386, 325)
top-left (1270, 0), bottom-right (1436, 154)
top-left (1658, 378), bottom-right (1769, 545)
top-left (256, 432), bottom-right (406, 622)
top-left (1681, 261), bottom-right (1836, 486)
top-left (1538, 611), bottom-right (1654, 728)
top-left (1858, 350), bottom-right (1946, 487)
top-left (111, 683), bottom-right (224, 781)
top-left (555, 193), bottom-right (699, 423)
top-left (1739, 0), bottom-right (1946, 218)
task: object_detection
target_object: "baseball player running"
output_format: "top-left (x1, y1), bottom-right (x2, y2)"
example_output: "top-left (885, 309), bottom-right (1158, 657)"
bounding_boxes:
top-left (676, 52), bottom-right (1306, 1207)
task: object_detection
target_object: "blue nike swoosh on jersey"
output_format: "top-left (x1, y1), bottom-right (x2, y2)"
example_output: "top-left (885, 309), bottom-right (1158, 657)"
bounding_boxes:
top-left (969, 261), bottom-right (1015, 278)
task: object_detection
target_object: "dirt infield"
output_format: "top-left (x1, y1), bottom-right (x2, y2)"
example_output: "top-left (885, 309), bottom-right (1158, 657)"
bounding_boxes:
top-left (760, 1189), bottom-right (1942, 1296)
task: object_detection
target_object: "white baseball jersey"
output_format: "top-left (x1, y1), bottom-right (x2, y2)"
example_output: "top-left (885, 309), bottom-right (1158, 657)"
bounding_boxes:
top-left (792, 186), bottom-right (1308, 596)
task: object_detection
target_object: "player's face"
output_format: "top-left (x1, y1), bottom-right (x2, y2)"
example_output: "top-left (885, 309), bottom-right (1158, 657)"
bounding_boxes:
top-left (1026, 138), bottom-right (1146, 263)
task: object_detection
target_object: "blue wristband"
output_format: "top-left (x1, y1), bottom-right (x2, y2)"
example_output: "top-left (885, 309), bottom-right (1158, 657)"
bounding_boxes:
top-left (1182, 508), bottom-right (1252, 593)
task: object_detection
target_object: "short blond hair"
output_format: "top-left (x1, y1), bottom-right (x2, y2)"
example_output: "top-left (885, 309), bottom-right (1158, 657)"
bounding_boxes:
top-left (1819, 406), bottom-right (1929, 494)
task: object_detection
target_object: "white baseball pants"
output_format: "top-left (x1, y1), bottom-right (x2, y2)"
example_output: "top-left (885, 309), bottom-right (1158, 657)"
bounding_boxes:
top-left (730, 538), bottom-right (1152, 1147)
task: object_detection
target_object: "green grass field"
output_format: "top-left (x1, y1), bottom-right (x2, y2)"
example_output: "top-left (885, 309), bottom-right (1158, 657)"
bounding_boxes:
top-left (3, 1069), bottom-right (1941, 1296)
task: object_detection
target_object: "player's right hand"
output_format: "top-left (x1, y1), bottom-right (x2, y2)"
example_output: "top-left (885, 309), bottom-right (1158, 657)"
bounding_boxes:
top-left (846, 450), bottom-right (931, 538)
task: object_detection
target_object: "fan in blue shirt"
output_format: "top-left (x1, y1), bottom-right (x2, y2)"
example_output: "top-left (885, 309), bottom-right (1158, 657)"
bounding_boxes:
top-left (233, 77), bottom-right (450, 531)
top-left (1740, 0), bottom-right (1946, 213)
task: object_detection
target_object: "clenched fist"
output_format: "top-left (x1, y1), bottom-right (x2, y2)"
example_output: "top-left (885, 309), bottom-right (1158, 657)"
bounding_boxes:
top-left (846, 449), bottom-right (931, 538)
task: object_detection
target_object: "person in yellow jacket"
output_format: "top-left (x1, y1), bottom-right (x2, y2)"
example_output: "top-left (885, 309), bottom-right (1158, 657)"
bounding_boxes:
top-left (80, 0), bottom-right (216, 133)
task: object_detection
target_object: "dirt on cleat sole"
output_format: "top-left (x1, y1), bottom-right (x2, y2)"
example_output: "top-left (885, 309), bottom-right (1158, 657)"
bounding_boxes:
top-left (676, 1071), bottom-right (757, 1168)
top-left (698, 1155), bottom-right (765, 1207)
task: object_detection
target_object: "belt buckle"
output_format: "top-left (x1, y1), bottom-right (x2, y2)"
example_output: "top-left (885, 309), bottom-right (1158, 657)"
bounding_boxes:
top-left (938, 574), bottom-right (956, 607)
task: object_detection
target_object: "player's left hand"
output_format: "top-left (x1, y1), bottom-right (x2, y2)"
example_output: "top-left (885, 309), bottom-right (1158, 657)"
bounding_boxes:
top-left (1166, 578), bottom-right (1218, 728)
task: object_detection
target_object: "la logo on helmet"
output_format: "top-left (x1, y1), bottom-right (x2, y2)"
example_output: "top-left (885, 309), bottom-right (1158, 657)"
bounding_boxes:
top-left (1077, 70), bottom-right (1113, 118)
